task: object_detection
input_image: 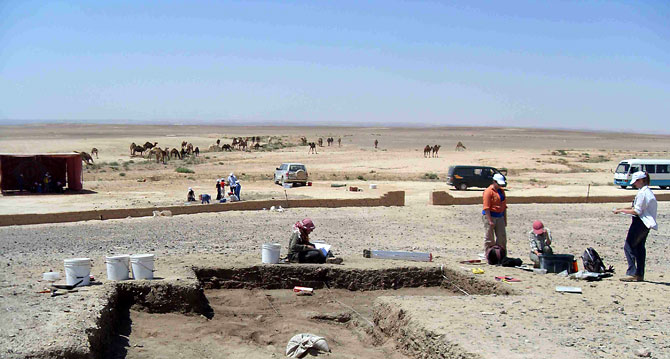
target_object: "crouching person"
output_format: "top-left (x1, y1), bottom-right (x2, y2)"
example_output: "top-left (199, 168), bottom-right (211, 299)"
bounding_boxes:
top-left (287, 218), bottom-right (326, 264)
top-left (529, 220), bottom-right (553, 267)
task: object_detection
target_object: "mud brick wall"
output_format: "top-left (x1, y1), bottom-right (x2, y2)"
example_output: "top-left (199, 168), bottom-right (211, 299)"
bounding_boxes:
top-left (0, 191), bottom-right (404, 227)
top-left (429, 191), bottom-right (670, 206)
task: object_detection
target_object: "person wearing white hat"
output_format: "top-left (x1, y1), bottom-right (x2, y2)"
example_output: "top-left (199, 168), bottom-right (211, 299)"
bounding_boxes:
top-left (614, 171), bottom-right (658, 282)
top-left (227, 173), bottom-right (241, 200)
top-left (187, 187), bottom-right (196, 202)
top-left (482, 173), bottom-right (508, 253)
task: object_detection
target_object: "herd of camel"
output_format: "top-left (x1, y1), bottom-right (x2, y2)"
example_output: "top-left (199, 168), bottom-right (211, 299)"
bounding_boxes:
top-left (75, 136), bottom-right (467, 165)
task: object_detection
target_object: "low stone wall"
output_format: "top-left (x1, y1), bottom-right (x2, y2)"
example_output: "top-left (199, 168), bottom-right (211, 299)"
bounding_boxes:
top-left (429, 191), bottom-right (670, 206)
top-left (0, 191), bottom-right (404, 227)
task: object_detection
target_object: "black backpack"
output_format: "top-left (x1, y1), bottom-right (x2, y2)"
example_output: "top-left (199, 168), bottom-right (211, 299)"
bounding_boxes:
top-left (582, 247), bottom-right (613, 273)
top-left (486, 245), bottom-right (506, 265)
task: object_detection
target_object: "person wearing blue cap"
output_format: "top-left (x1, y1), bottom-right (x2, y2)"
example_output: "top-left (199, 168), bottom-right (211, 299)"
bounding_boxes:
top-left (613, 171), bottom-right (658, 282)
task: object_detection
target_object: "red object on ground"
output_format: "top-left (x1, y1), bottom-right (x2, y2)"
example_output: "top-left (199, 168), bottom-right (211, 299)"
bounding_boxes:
top-left (0, 153), bottom-right (83, 192)
top-left (307, 182), bottom-right (312, 186)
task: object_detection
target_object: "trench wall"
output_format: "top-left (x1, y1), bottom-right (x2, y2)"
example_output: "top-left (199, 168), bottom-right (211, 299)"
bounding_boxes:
top-left (0, 191), bottom-right (404, 227)
top-left (429, 191), bottom-right (670, 206)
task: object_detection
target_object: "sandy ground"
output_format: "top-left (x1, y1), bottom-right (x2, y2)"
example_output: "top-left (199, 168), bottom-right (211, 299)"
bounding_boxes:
top-left (2, 124), bottom-right (670, 214)
top-left (1, 125), bottom-right (670, 358)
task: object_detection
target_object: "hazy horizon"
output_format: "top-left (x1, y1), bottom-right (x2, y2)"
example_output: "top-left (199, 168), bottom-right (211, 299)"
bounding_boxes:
top-left (2, 1), bottom-right (669, 134)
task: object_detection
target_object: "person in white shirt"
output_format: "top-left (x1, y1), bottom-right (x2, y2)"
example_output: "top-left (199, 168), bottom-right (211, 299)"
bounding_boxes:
top-left (227, 173), bottom-right (241, 200)
top-left (613, 171), bottom-right (658, 282)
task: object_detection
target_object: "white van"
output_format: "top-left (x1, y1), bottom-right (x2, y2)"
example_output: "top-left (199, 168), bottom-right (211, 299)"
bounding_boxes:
top-left (614, 159), bottom-right (670, 189)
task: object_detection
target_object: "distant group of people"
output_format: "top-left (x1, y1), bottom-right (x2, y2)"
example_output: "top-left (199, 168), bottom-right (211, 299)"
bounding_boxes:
top-left (187, 173), bottom-right (242, 204)
top-left (482, 170), bottom-right (658, 282)
top-left (16, 172), bottom-right (64, 194)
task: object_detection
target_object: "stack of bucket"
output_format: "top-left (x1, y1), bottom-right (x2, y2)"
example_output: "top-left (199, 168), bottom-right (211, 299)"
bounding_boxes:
top-left (63, 253), bottom-right (156, 286)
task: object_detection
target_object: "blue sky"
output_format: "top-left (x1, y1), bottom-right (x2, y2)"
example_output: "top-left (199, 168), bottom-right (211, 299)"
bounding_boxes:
top-left (1, 1), bottom-right (669, 132)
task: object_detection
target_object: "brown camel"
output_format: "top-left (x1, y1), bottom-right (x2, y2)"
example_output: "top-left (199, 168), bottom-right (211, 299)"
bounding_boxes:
top-left (181, 141), bottom-right (188, 148)
top-left (300, 137), bottom-right (307, 145)
top-left (222, 144), bottom-right (232, 151)
top-left (186, 143), bottom-right (194, 154)
top-left (455, 142), bottom-right (466, 151)
top-left (77, 151), bottom-right (94, 165)
top-left (132, 145), bottom-right (146, 157)
top-left (423, 145), bottom-right (432, 158)
top-left (170, 148), bottom-right (181, 159)
top-left (318, 138), bottom-right (323, 147)
top-left (194, 147), bottom-right (200, 157)
top-left (239, 140), bottom-right (247, 151)
top-left (338, 138), bottom-right (341, 147)
top-left (374, 139), bottom-right (379, 149)
top-left (253, 143), bottom-right (260, 150)
top-left (148, 147), bottom-right (167, 164)
top-left (432, 145), bottom-right (441, 158)
top-left (308, 142), bottom-right (317, 154)
top-left (130, 143), bottom-right (137, 156)
top-left (91, 148), bottom-right (99, 159)
top-left (232, 138), bottom-right (238, 148)
top-left (144, 141), bottom-right (157, 150)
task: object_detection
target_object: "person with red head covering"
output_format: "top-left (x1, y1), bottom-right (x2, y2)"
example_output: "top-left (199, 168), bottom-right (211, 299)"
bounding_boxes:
top-left (287, 218), bottom-right (326, 263)
top-left (528, 220), bottom-right (553, 268)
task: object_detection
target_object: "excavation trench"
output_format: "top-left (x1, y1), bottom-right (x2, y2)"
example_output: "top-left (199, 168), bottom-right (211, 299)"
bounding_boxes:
top-left (89, 265), bottom-right (510, 359)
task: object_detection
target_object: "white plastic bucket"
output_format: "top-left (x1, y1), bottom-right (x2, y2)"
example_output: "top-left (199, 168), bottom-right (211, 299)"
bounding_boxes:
top-left (369, 184), bottom-right (378, 189)
top-left (130, 254), bottom-right (155, 280)
top-left (261, 243), bottom-right (281, 264)
top-left (105, 255), bottom-right (130, 281)
top-left (64, 258), bottom-right (91, 286)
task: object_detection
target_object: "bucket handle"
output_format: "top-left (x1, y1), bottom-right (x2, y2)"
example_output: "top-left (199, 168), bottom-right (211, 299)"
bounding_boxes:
top-left (133, 261), bottom-right (156, 273)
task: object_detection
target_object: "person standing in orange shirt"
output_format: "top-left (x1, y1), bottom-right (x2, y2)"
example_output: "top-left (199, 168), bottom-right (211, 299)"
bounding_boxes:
top-left (482, 173), bottom-right (508, 251)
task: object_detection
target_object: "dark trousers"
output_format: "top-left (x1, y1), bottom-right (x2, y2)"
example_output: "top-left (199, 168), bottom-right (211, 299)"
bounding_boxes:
top-left (624, 216), bottom-right (649, 278)
top-left (234, 184), bottom-right (241, 199)
top-left (298, 250), bottom-right (326, 264)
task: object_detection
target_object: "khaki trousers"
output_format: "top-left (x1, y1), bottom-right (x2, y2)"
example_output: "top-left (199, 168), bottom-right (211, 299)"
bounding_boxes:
top-left (483, 215), bottom-right (507, 251)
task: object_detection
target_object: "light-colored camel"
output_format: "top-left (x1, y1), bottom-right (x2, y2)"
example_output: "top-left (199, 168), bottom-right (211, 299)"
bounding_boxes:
top-left (455, 142), bottom-right (466, 151)
top-left (308, 142), bottom-right (317, 154)
top-left (432, 145), bottom-right (441, 158)
top-left (208, 144), bottom-right (220, 152)
top-left (149, 147), bottom-right (166, 164)
top-left (91, 148), bottom-right (99, 159)
top-left (423, 145), bottom-right (432, 157)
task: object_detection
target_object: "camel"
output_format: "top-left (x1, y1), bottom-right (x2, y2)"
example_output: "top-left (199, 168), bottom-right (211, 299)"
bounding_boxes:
top-left (338, 138), bottom-right (341, 147)
top-left (186, 143), bottom-right (194, 154)
top-left (181, 141), bottom-right (188, 149)
top-left (232, 138), bottom-right (238, 148)
top-left (78, 151), bottom-right (94, 165)
top-left (432, 145), bottom-right (441, 158)
top-left (239, 140), bottom-right (247, 151)
top-left (170, 148), bottom-right (181, 160)
top-left (423, 145), bottom-right (432, 158)
top-left (144, 142), bottom-right (157, 150)
top-left (194, 147), bottom-right (200, 157)
top-left (253, 143), bottom-right (260, 150)
top-left (222, 144), bottom-right (232, 151)
top-left (208, 144), bottom-right (220, 152)
top-left (148, 147), bottom-right (167, 164)
top-left (374, 139), bottom-right (379, 149)
top-left (300, 137), bottom-right (307, 146)
top-left (216, 139), bottom-right (221, 146)
top-left (130, 143), bottom-right (137, 156)
top-left (132, 145), bottom-right (146, 157)
top-left (91, 148), bottom-right (99, 159)
top-left (318, 138), bottom-right (323, 147)
top-left (326, 137), bottom-right (333, 146)
top-left (308, 142), bottom-right (317, 154)
top-left (455, 142), bottom-right (466, 151)
top-left (180, 148), bottom-right (186, 159)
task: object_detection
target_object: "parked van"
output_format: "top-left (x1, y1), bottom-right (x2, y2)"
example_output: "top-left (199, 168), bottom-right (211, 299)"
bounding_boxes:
top-left (447, 165), bottom-right (507, 190)
top-left (614, 159), bottom-right (670, 189)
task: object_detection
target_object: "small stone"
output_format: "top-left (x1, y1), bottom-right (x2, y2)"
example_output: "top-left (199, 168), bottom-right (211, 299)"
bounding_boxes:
top-left (635, 348), bottom-right (651, 357)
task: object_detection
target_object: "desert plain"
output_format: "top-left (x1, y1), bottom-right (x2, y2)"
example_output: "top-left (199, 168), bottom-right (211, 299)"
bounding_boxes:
top-left (1, 124), bottom-right (670, 359)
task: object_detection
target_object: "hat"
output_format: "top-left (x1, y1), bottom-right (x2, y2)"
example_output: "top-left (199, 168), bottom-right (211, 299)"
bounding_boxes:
top-left (188, 187), bottom-right (192, 191)
top-left (302, 218), bottom-right (315, 232)
top-left (630, 171), bottom-right (647, 184)
top-left (493, 173), bottom-right (506, 186)
top-left (532, 220), bottom-right (545, 235)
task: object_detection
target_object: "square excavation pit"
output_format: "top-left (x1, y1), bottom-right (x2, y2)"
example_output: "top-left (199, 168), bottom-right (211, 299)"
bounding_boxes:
top-left (100, 265), bottom-right (508, 359)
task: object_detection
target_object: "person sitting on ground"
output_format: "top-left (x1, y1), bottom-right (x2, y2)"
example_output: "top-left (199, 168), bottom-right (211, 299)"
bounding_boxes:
top-left (187, 187), bottom-right (196, 202)
top-left (287, 218), bottom-right (326, 264)
top-left (529, 220), bottom-right (553, 268)
top-left (199, 193), bottom-right (211, 204)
